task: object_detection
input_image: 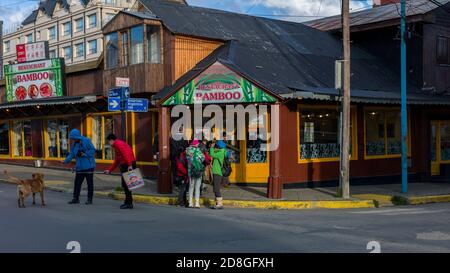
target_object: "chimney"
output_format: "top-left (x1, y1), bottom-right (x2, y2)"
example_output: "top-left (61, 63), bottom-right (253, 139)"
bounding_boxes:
top-left (373, 0), bottom-right (401, 7)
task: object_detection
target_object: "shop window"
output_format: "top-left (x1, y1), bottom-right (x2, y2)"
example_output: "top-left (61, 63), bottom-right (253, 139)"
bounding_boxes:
top-left (12, 121), bottom-right (32, 157)
top-left (46, 119), bottom-right (70, 158)
top-left (92, 115), bottom-right (115, 160)
top-left (147, 25), bottom-right (161, 64)
top-left (246, 114), bottom-right (267, 163)
top-left (105, 32), bottom-right (118, 69)
top-left (440, 123), bottom-right (450, 161)
top-left (365, 110), bottom-right (403, 157)
top-left (299, 107), bottom-right (354, 160)
top-left (0, 123), bottom-right (10, 155)
top-left (130, 25), bottom-right (144, 65)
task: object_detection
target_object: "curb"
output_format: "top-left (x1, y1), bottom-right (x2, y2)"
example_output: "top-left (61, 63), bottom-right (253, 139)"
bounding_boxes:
top-left (109, 192), bottom-right (376, 210)
top-left (4, 179), bottom-right (450, 209)
top-left (408, 195), bottom-right (450, 205)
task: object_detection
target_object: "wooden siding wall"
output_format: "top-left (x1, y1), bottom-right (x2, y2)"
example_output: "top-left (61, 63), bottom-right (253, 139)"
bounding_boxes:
top-left (174, 36), bottom-right (222, 81)
top-left (134, 111), bottom-right (156, 162)
top-left (423, 24), bottom-right (450, 93)
top-left (66, 69), bottom-right (104, 96)
top-left (164, 29), bottom-right (176, 86)
top-left (103, 63), bottom-right (165, 94)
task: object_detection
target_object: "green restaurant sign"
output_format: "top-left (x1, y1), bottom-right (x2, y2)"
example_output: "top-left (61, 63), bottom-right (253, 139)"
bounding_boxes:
top-left (3, 58), bottom-right (65, 102)
top-left (162, 62), bottom-right (276, 105)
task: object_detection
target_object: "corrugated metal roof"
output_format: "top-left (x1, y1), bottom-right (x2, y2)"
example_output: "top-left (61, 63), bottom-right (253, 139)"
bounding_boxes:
top-left (304, 0), bottom-right (450, 31)
top-left (144, 0), bottom-right (443, 105)
top-left (121, 10), bottom-right (159, 20)
top-left (284, 87), bottom-right (450, 105)
top-left (0, 95), bottom-right (97, 109)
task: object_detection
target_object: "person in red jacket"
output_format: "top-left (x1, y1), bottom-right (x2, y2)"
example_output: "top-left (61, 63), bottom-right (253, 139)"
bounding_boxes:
top-left (104, 133), bottom-right (137, 209)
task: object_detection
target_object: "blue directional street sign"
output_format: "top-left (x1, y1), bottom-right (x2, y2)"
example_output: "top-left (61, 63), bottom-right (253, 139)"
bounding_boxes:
top-left (108, 97), bottom-right (121, 112)
top-left (126, 98), bottom-right (149, 112)
top-left (108, 87), bottom-right (130, 100)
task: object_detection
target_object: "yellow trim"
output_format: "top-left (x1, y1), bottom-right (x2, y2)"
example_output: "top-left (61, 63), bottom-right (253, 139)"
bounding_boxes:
top-left (109, 192), bottom-right (376, 209)
top-left (363, 107), bottom-right (411, 160)
top-left (10, 120), bottom-right (33, 158)
top-left (86, 114), bottom-right (93, 139)
top-left (132, 112), bottom-right (136, 156)
top-left (137, 161), bottom-right (158, 166)
top-left (296, 104), bottom-right (358, 164)
top-left (430, 120), bottom-right (450, 175)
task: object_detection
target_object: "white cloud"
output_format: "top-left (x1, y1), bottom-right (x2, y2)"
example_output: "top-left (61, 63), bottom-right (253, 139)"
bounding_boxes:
top-left (256, 0), bottom-right (372, 21)
top-left (1, 3), bottom-right (38, 32)
top-left (188, 0), bottom-right (372, 22)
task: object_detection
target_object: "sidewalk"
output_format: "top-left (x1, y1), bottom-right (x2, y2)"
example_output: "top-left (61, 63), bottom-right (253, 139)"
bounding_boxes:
top-left (1, 163), bottom-right (450, 209)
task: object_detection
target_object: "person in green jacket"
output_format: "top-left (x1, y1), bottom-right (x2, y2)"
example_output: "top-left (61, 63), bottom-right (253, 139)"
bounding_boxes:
top-left (209, 140), bottom-right (227, 209)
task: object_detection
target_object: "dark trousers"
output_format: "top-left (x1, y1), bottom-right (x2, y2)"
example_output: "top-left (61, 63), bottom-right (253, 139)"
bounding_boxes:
top-left (213, 174), bottom-right (223, 198)
top-left (177, 182), bottom-right (188, 206)
top-left (74, 168), bottom-right (94, 201)
top-left (120, 161), bottom-right (137, 205)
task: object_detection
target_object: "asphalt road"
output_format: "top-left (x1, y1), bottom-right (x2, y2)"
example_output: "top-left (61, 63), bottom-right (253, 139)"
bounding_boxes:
top-left (1, 183), bottom-right (450, 253)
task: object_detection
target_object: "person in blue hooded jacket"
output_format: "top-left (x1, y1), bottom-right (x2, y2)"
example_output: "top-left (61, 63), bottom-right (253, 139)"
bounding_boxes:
top-left (62, 129), bottom-right (96, 205)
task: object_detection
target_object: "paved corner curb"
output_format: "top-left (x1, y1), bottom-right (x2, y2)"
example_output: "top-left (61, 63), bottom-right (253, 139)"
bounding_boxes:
top-left (408, 195), bottom-right (450, 205)
top-left (110, 192), bottom-right (376, 210)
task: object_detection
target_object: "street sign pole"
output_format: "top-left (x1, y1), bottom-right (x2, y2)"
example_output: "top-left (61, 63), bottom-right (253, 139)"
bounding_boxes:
top-left (121, 91), bottom-right (126, 141)
top-left (401, 0), bottom-right (408, 193)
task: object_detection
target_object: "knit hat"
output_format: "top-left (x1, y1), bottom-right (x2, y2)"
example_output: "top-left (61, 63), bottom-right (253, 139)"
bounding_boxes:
top-left (190, 138), bottom-right (199, 147)
top-left (217, 140), bottom-right (226, 149)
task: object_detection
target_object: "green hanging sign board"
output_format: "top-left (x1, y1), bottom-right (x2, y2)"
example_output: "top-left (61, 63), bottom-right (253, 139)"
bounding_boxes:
top-left (162, 62), bottom-right (276, 105)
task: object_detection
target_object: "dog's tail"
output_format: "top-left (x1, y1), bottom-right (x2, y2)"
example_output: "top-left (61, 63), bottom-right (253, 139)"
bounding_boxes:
top-left (3, 170), bottom-right (24, 185)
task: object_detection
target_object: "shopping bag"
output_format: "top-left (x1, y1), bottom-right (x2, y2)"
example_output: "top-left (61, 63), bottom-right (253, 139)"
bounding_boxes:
top-left (122, 168), bottom-right (145, 190)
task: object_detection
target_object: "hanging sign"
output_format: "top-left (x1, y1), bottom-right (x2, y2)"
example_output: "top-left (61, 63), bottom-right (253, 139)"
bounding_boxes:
top-left (3, 58), bottom-right (65, 102)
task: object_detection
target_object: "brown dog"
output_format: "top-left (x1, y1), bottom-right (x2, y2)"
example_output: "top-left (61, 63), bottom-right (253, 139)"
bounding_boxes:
top-left (4, 170), bottom-right (45, 208)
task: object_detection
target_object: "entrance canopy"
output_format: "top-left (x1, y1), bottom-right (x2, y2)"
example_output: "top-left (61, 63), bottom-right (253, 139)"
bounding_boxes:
top-left (160, 61), bottom-right (277, 106)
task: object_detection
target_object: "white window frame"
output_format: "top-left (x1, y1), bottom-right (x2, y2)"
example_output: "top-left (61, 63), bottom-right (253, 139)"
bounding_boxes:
top-left (75, 18), bottom-right (84, 33)
top-left (75, 43), bottom-right (84, 58)
top-left (48, 26), bottom-right (56, 40)
top-left (88, 39), bottom-right (97, 55)
top-left (87, 14), bottom-right (97, 29)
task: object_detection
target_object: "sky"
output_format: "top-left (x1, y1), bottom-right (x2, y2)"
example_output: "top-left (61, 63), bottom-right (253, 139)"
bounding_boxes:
top-left (0, 0), bottom-right (373, 31)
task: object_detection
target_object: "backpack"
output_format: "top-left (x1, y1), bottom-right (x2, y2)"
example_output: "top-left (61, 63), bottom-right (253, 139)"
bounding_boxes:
top-left (189, 148), bottom-right (205, 178)
top-left (219, 152), bottom-right (232, 177)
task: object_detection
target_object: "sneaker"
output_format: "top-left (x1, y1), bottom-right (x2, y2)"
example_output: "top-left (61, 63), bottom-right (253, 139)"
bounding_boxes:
top-left (85, 200), bottom-right (93, 205)
top-left (120, 204), bottom-right (134, 209)
top-left (68, 199), bottom-right (79, 204)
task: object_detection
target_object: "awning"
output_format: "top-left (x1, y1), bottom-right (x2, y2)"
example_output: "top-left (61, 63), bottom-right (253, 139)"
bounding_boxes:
top-left (0, 95), bottom-right (98, 110)
top-left (283, 87), bottom-right (450, 106)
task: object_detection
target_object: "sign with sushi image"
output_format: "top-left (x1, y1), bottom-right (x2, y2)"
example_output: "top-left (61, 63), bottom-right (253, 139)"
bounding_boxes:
top-left (162, 62), bottom-right (277, 105)
top-left (3, 58), bottom-right (65, 102)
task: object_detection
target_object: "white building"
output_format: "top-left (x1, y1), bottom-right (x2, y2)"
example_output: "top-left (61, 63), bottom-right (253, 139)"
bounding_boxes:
top-left (2, 0), bottom-right (134, 69)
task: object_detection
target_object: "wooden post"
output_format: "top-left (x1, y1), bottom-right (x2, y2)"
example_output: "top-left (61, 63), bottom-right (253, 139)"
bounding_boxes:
top-left (340, 0), bottom-right (351, 199)
top-left (158, 106), bottom-right (172, 194)
top-left (267, 103), bottom-right (282, 199)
